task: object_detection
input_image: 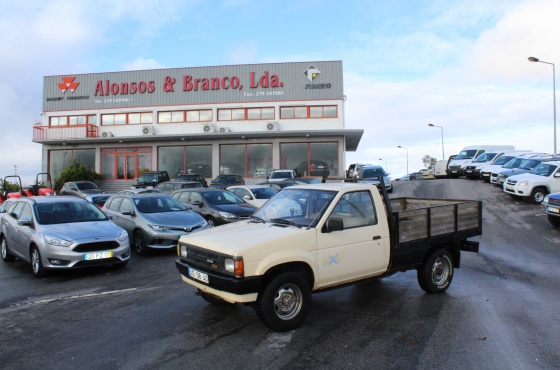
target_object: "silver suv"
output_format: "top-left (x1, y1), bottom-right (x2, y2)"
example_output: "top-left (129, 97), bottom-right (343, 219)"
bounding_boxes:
top-left (1, 196), bottom-right (130, 277)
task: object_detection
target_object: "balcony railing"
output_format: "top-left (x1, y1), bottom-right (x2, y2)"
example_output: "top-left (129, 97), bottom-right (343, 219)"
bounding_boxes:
top-left (33, 124), bottom-right (99, 141)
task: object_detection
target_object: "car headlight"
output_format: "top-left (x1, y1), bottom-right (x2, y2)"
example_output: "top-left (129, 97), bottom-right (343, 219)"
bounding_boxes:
top-left (518, 181), bottom-right (529, 186)
top-left (225, 257), bottom-right (244, 276)
top-left (44, 235), bottom-right (73, 247)
top-left (218, 211), bottom-right (238, 219)
top-left (149, 224), bottom-right (170, 231)
top-left (118, 229), bottom-right (128, 242)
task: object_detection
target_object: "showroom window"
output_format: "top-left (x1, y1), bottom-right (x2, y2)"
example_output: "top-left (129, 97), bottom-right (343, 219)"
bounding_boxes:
top-left (158, 145), bottom-right (212, 178)
top-left (49, 149), bottom-right (96, 180)
top-left (280, 142), bottom-right (338, 178)
top-left (101, 112), bottom-right (152, 126)
top-left (280, 105), bottom-right (337, 119)
top-left (158, 109), bottom-right (212, 123)
top-left (218, 107), bottom-right (275, 121)
top-left (220, 144), bottom-right (272, 177)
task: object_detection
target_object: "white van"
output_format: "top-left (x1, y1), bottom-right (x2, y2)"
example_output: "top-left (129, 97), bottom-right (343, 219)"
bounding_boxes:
top-left (447, 145), bottom-right (515, 177)
top-left (434, 160), bottom-right (449, 178)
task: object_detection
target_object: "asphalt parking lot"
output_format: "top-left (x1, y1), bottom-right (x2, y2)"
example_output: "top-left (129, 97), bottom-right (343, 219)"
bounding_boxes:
top-left (1, 179), bottom-right (559, 370)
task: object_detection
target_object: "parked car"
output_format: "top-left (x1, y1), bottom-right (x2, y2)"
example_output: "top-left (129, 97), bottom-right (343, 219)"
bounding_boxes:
top-left (155, 181), bottom-right (203, 195)
top-left (358, 165), bottom-right (393, 193)
top-left (281, 177), bottom-right (323, 185)
top-left (170, 188), bottom-right (257, 227)
top-left (419, 168), bottom-right (436, 180)
top-left (1, 196), bottom-right (130, 277)
top-left (116, 188), bottom-right (163, 195)
top-left (209, 175), bottom-right (244, 189)
top-left (296, 160), bottom-right (330, 177)
top-left (495, 155), bottom-right (560, 185)
top-left (175, 173), bottom-right (208, 187)
top-left (503, 160), bottom-right (560, 204)
top-left (226, 185), bottom-right (278, 207)
top-left (60, 181), bottom-right (103, 198)
top-left (346, 163), bottom-right (371, 178)
top-left (132, 171), bottom-right (170, 189)
top-left (257, 181), bottom-right (298, 192)
top-left (541, 192), bottom-right (560, 227)
top-left (268, 169), bottom-right (298, 182)
top-left (85, 193), bottom-right (114, 209)
top-left (102, 194), bottom-right (209, 254)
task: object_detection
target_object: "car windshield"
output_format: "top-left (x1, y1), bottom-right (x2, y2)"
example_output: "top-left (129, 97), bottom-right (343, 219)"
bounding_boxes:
top-left (138, 174), bottom-right (158, 182)
top-left (36, 202), bottom-right (108, 224)
top-left (502, 157), bottom-right (524, 168)
top-left (270, 172), bottom-right (293, 179)
top-left (177, 175), bottom-right (197, 181)
top-left (519, 159), bottom-right (541, 170)
top-left (455, 150), bottom-right (478, 160)
top-left (134, 196), bottom-right (188, 213)
top-left (362, 168), bottom-right (387, 178)
top-left (202, 190), bottom-right (244, 205)
top-left (473, 153), bottom-right (497, 163)
top-left (76, 182), bottom-right (98, 190)
top-left (252, 187), bottom-right (277, 199)
top-left (530, 163), bottom-right (558, 177)
top-left (213, 176), bottom-right (236, 184)
top-left (254, 188), bottom-right (336, 228)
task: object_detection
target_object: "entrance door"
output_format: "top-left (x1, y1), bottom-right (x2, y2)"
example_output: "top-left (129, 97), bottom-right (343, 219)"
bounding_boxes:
top-left (117, 154), bottom-right (136, 180)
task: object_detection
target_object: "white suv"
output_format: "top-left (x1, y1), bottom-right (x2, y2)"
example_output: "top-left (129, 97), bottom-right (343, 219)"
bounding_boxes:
top-left (503, 160), bottom-right (560, 204)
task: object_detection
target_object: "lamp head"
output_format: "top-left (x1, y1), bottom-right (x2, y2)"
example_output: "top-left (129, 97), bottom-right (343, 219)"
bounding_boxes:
top-left (428, 123), bottom-right (434, 127)
top-left (528, 57), bottom-right (540, 62)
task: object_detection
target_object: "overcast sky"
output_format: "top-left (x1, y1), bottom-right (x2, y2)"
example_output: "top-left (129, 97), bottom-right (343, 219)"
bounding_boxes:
top-left (1, 0), bottom-right (559, 182)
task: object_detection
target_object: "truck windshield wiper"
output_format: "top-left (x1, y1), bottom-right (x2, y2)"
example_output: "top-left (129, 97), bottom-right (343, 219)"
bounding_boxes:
top-left (249, 215), bottom-right (265, 223)
top-left (270, 218), bottom-right (301, 228)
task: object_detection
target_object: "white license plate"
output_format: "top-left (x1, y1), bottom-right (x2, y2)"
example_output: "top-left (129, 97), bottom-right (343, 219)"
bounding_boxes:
top-left (547, 206), bottom-right (560, 214)
top-left (189, 267), bottom-right (209, 283)
top-left (84, 251), bottom-right (113, 260)
top-left (466, 170), bottom-right (472, 173)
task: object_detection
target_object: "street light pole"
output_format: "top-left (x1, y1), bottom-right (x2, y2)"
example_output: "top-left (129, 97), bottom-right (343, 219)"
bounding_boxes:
top-left (529, 56), bottom-right (557, 154)
top-left (397, 146), bottom-right (409, 174)
top-left (428, 123), bottom-right (445, 160)
top-left (378, 158), bottom-right (387, 172)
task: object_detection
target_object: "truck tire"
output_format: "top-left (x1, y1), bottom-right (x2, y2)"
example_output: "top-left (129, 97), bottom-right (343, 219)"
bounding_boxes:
top-left (199, 290), bottom-right (233, 306)
top-left (548, 215), bottom-right (560, 228)
top-left (417, 249), bottom-right (454, 294)
top-left (256, 271), bottom-right (311, 332)
top-left (529, 187), bottom-right (547, 204)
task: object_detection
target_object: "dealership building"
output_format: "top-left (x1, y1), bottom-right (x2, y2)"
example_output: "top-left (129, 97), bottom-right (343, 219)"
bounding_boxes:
top-left (35, 60), bottom-right (363, 191)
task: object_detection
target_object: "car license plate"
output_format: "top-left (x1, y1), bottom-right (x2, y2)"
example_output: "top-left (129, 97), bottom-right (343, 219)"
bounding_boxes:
top-left (547, 206), bottom-right (560, 214)
top-left (466, 170), bottom-right (472, 173)
top-left (189, 267), bottom-right (209, 284)
top-left (84, 251), bottom-right (113, 260)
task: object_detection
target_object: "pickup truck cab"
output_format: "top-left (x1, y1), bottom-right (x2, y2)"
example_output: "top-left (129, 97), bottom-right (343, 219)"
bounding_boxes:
top-left (503, 160), bottom-right (560, 204)
top-left (175, 179), bottom-right (482, 331)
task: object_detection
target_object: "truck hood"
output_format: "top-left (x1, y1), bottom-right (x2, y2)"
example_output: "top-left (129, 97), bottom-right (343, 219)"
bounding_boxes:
top-left (179, 221), bottom-right (316, 260)
top-left (507, 173), bottom-right (548, 182)
top-left (500, 168), bottom-right (529, 177)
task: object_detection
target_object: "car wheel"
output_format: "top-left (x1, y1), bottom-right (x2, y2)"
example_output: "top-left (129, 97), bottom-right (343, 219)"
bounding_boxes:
top-left (256, 271), bottom-right (311, 332)
top-left (133, 230), bottom-right (149, 255)
top-left (206, 217), bottom-right (216, 227)
top-left (31, 246), bottom-right (48, 278)
top-left (199, 290), bottom-right (234, 306)
top-left (1, 236), bottom-right (15, 262)
top-left (417, 249), bottom-right (454, 294)
top-left (548, 215), bottom-right (560, 228)
top-left (530, 187), bottom-right (547, 204)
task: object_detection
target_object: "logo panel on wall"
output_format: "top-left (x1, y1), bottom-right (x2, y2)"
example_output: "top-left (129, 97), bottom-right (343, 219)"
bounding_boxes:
top-left (304, 65), bottom-right (331, 90)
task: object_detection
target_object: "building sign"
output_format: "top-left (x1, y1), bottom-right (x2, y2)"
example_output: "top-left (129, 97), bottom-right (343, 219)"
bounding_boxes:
top-left (43, 61), bottom-right (343, 112)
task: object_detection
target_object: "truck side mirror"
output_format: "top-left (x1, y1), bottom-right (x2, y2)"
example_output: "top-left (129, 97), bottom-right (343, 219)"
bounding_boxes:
top-left (323, 217), bottom-right (344, 233)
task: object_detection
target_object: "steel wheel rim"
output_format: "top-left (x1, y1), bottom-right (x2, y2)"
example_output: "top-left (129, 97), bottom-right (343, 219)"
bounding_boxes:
top-left (534, 192), bottom-right (544, 203)
top-left (273, 283), bottom-right (303, 320)
top-left (32, 249), bottom-right (40, 274)
top-left (432, 257), bottom-right (450, 286)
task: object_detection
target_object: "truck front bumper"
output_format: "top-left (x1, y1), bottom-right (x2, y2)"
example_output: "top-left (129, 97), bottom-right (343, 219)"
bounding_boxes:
top-left (175, 258), bottom-right (262, 303)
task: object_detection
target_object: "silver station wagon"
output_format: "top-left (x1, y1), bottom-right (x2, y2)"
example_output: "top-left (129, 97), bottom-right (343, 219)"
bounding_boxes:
top-left (1, 196), bottom-right (130, 277)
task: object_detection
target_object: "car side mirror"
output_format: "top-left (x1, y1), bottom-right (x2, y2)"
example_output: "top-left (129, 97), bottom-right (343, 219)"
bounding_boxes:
top-left (323, 217), bottom-right (344, 233)
top-left (17, 217), bottom-right (32, 226)
top-left (243, 195), bottom-right (251, 200)
top-left (192, 200), bottom-right (203, 208)
top-left (121, 209), bottom-right (133, 216)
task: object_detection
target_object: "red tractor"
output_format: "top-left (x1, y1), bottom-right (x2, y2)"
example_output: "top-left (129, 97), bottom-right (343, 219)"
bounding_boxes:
top-left (23, 173), bottom-right (56, 197)
top-left (0, 175), bottom-right (25, 205)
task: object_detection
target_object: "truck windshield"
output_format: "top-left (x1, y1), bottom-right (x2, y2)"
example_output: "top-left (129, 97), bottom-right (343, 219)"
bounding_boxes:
top-left (473, 153), bottom-right (497, 163)
top-left (530, 163), bottom-right (557, 177)
top-left (455, 150), bottom-right (478, 160)
top-left (254, 188), bottom-right (336, 228)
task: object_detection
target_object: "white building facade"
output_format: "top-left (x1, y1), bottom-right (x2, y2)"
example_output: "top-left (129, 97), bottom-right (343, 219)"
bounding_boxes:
top-left (35, 61), bottom-right (363, 189)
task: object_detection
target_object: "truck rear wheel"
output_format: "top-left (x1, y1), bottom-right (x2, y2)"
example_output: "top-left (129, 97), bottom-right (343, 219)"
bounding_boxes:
top-left (417, 249), bottom-right (454, 294)
top-left (256, 271), bottom-right (311, 332)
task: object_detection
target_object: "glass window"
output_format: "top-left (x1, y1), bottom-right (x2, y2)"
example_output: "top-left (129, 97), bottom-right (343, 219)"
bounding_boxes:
top-left (280, 107), bottom-right (293, 119)
top-left (115, 114), bottom-right (126, 125)
top-left (59, 116), bottom-right (68, 126)
top-left (218, 109), bottom-right (231, 121)
top-left (20, 204), bottom-right (33, 220)
top-left (232, 109), bottom-right (245, 120)
top-left (186, 146), bottom-right (212, 177)
top-left (158, 112), bottom-right (172, 123)
top-left (120, 198), bottom-right (134, 213)
top-left (77, 116), bottom-right (87, 124)
top-left (186, 111), bottom-right (200, 122)
top-left (262, 108), bottom-right (275, 119)
top-left (172, 111), bottom-right (184, 122)
top-left (89, 115), bottom-right (97, 125)
top-left (330, 191), bottom-right (376, 228)
top-left (324, 106), bottom-right (337, 117)
top-left (310, 143), bottom-right (338, 177)
top-left (69, 116), bottom-right (78, 125)
top-left (158, 145), bottom-right (212, 178)
top-left (310, 107), bottom-right (323, 118)
top-left (129, 113), bottom-right (141, 124)
top-left (141, 113), bottom-right (152, 124)
top-left (102, 115), bottom-right (114, 126)
top-left (248, 144), bottom-right (272, 178)
top-left (50, 117), bottom-right (59, 126)
top-left (199, 110), bottom-right (212, 121)
top-left (280, 143), bottom-right (308, 171)
top-left (294, 107), bottom-right (307, 118)
top-left (220, 145), bottom-right (245, 175)
top-left (247, 108), bottom-right (260, 120)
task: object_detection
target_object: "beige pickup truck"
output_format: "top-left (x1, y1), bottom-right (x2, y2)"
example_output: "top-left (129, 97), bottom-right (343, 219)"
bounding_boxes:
top-left (175, 180), bottom-right (482, 331)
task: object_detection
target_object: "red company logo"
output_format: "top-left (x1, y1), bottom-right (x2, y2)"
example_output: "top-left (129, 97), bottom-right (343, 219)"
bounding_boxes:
top-left (58, 77), bottom-right (80, 93)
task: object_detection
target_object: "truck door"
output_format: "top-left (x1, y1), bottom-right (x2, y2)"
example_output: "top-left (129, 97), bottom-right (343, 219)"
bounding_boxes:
top-left (316, 190), bottom-right (390, 288)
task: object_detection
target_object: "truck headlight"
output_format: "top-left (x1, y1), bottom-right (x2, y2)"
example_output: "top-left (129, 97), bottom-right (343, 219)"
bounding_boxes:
top-left (518, 181), bottom-right (529, 186)
top-left (543, 195), bottom-right (549, 204)
top-left (225, 257), bottom-right (244, 276)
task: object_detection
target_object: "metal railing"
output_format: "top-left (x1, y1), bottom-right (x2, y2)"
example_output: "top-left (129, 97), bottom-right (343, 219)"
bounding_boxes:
top-left (33, 124), bottom-right (98, 141)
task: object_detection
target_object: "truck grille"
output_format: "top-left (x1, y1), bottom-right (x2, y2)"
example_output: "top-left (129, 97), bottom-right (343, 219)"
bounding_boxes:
top-left (449, 165), bottom-right (461, 171)
top-left (549, 197), bottom-right (560, 205)
top-left (506, 179), bottom-right (517, 186)
top-left (182, 243), bottom-right (233, 276)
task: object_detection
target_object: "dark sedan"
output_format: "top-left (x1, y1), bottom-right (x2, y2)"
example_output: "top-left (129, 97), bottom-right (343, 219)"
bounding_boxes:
top-left (59, 181), bottom-right (103, 198)
top-left (170, 188), bottom-right (256, 227)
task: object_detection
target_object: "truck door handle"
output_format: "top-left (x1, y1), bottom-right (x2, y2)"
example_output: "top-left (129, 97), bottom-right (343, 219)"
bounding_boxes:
top-left (372, 235), bottom-right (381, 240)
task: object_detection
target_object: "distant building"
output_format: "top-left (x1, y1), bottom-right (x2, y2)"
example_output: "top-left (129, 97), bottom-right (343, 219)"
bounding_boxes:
top-left (35, 61), bottom-right (362, 188)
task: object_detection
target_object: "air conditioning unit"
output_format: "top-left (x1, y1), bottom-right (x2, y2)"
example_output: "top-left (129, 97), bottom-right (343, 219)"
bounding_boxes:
top-left (266, 121), bottom-right (279, 131)
top-left (202, 123), bottom-right (216, 133)
top-left (142, 126), bottom-right (155, 135)
top-left (101, 131), bottom-right (114, 138)
top-left (219, 127), bottom-right (231, 133)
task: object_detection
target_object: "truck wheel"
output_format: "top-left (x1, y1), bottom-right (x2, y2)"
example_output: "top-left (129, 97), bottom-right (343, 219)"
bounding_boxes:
top-left (199, 290), bottom-right (233, 306)
top-left (530, 187), bottom-right (547, 204)
top-left (417, 249), bottom-right (454, 294)
top-left (548, 215), bottom-right (560, 228)
top-left (1, 236), bottom-right (15, 262)
top-left (256, 271), bottom-right (311, 332)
